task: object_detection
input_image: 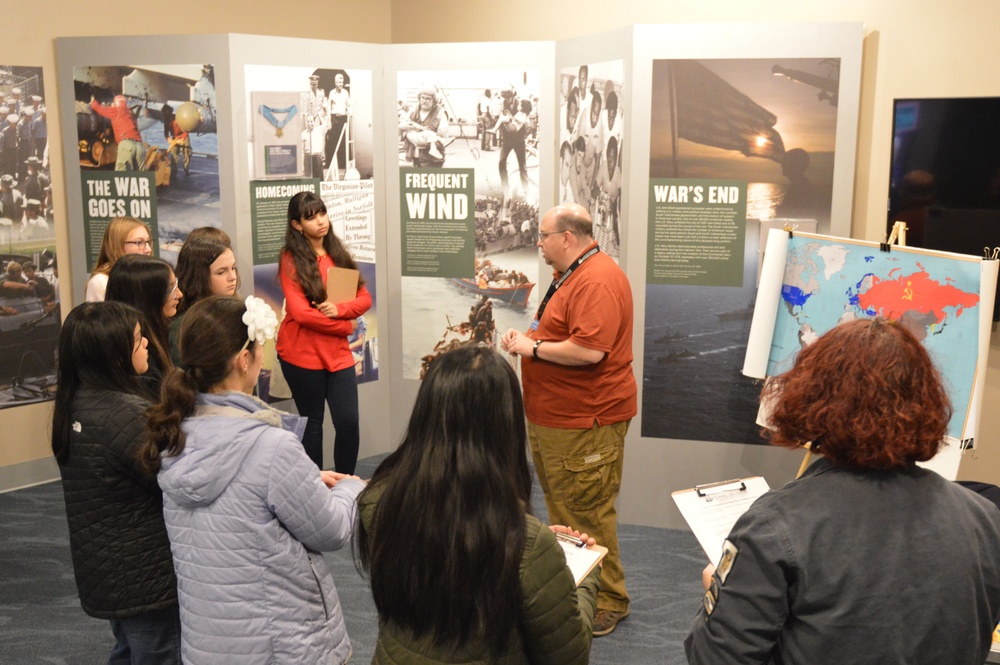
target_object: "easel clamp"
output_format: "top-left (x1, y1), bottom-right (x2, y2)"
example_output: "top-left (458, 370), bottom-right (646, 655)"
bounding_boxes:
top-left (695, 479), bottom-right (747, 497)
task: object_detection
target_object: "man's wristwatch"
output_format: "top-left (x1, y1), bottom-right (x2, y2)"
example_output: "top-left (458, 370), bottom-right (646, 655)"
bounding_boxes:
top-left (532, 339), bottom-right (544, 359)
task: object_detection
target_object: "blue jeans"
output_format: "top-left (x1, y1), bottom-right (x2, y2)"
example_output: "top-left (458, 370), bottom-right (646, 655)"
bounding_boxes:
top-left (278, 359), bottom-right (360, 473)
top-left (108, 605), bottom-right (182, 665)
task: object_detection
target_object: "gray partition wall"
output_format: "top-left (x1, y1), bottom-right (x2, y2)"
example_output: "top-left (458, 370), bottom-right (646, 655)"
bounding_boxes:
top-left (56, 24), bottom-right (864, 529)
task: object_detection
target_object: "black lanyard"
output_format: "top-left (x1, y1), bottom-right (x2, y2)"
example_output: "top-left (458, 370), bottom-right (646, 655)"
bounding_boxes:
top-left (535, 245), bottom-right (600, 322)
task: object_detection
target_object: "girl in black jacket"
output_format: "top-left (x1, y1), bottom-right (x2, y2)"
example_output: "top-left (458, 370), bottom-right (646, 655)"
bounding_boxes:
top-left (51, 301), bottom-right (181, 664)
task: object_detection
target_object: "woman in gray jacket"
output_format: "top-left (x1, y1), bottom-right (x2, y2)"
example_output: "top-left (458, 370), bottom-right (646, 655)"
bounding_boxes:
top-left (142, 295), bottom-right (364, 665)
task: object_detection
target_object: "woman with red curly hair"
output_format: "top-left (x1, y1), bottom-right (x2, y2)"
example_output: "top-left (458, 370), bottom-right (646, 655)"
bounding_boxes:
top-left (685, 318), bottom-right (1000, 665)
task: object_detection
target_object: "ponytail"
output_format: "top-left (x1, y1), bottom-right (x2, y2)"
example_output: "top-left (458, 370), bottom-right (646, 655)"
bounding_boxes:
top-left (140, 367), bottom-right (199, 473)
top-left (140, 295), bottom-right (254, 473)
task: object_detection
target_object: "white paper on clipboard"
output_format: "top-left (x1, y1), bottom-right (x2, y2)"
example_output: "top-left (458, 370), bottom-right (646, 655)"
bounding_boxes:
top-left (557, 541), bottom-right (608, 586)
top-left (672, 477), bottom-right (770, 566)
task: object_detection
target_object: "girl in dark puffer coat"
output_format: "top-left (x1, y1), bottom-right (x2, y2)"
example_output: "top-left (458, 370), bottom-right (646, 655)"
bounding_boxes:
top-left (52, 301), bottom-right (181, 664)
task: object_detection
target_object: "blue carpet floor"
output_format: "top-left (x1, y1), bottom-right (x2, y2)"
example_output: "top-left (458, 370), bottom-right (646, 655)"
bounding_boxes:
top-left (0, 454), bottom-right (706, 664)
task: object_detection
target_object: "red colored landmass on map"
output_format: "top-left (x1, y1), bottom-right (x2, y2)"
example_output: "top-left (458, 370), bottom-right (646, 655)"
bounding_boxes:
top-left (856, 267), bottom-right (979, 325)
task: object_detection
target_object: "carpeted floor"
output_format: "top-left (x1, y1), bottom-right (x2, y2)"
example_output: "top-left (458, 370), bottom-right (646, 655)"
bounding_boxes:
top-left (0, 454), bottom-right (706, 664)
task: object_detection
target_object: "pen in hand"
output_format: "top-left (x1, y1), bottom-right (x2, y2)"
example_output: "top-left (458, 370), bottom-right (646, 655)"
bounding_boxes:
top-left (555, 532), bottom-right (587, 548)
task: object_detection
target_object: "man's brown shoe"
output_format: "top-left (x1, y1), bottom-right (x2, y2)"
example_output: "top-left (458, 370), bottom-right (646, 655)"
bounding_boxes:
top-left (592, 608), bottom-right (629, 637)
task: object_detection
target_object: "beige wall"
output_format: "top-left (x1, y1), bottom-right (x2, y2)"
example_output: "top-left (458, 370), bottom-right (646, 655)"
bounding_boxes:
top-left (6, 0), bottom-right (1000, 488)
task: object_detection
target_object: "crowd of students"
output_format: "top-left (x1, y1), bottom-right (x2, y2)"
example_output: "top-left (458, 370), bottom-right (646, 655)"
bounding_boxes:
top-left (50, 195), bottom-right (1000, 664)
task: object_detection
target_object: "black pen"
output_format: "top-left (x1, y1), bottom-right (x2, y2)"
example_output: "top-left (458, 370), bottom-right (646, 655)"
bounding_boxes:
top-left (555, 532), bottom-right (587, 548)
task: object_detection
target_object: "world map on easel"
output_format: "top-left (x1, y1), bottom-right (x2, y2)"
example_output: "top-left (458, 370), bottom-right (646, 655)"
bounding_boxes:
top-left (768, 234), bottom-right (983, 439)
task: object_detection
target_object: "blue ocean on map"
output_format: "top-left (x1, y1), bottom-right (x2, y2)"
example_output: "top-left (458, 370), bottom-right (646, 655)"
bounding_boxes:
top-left (768, 236), bottom-right (983, 439)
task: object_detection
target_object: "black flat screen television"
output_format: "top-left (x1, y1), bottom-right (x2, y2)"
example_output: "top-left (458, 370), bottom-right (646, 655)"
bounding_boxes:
top-left (889, 97), bottom-right (1000, 231)
top-left (889, 97), bottom-right (1000, 321)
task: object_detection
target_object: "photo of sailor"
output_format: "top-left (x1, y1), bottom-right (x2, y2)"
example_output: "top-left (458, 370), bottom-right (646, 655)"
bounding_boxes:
top-left (303, 74), bottom-right (329, 178)
top-left (325, 72), bottom-right (352, 180)
top-left (397, 69), bottom-right (542, 380)
top-left (399, 85), bottom-right (450, 168)
top-left (558, 60), bottom-right (624, 259)
top-left (0, 67), bottom-right (52, 233)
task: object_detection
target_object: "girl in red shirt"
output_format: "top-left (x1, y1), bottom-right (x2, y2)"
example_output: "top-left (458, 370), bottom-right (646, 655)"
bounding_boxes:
top-left (276, 191), bottom-right (371, 473)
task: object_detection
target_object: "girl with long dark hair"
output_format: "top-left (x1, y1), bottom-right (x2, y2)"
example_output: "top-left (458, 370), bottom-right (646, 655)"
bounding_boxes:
top-left (168, 234), bottom-right (239, 364)
top-left (142, 295), bottom-right (362, 665)
top-left (357, 345), bottom-right (599, 664)
top-left (52, 301), bottom-right (180, 664)
top-left (106, 254), bottom-right (181, 384)
top-left (277, 191), bottom-right (371, 472)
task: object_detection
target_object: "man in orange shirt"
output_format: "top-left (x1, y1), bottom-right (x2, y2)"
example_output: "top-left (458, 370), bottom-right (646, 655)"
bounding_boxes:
top-left (90, 95), bottom-right (145, 171)
top-left (501, 202), bottom-right (636, 637)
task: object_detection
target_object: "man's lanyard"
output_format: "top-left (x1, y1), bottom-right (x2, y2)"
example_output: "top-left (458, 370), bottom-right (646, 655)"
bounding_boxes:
top-left (534, 245), bottom-right (600, 324)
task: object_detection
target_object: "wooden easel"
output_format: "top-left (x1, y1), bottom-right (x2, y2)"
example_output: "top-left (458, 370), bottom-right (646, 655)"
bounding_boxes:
top-left (884, 220), bottom-right (908, 248)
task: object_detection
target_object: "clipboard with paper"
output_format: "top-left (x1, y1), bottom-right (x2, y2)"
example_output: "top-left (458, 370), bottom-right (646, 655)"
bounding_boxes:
top-left (554, 533), bottom-right (608, 586)
top-left (672, 477), bottom-right (770, 565)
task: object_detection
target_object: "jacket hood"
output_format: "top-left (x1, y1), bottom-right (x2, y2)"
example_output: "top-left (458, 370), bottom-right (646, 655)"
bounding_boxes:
top-left (158, 391), bottom-right (306, 508)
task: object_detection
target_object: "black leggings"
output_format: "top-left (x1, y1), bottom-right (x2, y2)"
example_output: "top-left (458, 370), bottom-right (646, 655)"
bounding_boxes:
top-left (278, 359), bottom-right (359, 474)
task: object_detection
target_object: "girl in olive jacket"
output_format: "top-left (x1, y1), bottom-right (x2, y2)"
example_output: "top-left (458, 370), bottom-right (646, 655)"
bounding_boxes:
top-left (357, 345), bottom-right (600, 664)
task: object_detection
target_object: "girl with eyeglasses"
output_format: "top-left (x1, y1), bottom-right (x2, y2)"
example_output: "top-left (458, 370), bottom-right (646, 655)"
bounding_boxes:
top-left (51, 301), bottom-right (181, 664)
top-left (85, 216), bottom-right (153, 302)
top-left (106, 254), bottom-right (182, 389)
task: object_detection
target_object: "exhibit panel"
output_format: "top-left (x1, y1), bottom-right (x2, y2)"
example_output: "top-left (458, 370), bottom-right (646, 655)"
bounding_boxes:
top-left (622, 23), bottom-right (864, 528)
top-left (227, 34), bottom-right (392, 462)
top-left (381, 41), bottom-right (557, 442)
top-left (56, 35), bottom-right (237, 305)
top-left (0, 65), bottom-right (58, 412)
top-left (240, 60), bottom-right (381, 386)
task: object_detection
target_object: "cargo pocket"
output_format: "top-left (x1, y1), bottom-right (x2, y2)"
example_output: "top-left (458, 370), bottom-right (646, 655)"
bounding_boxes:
top-left (558, 445), bottom-right (619, 512)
